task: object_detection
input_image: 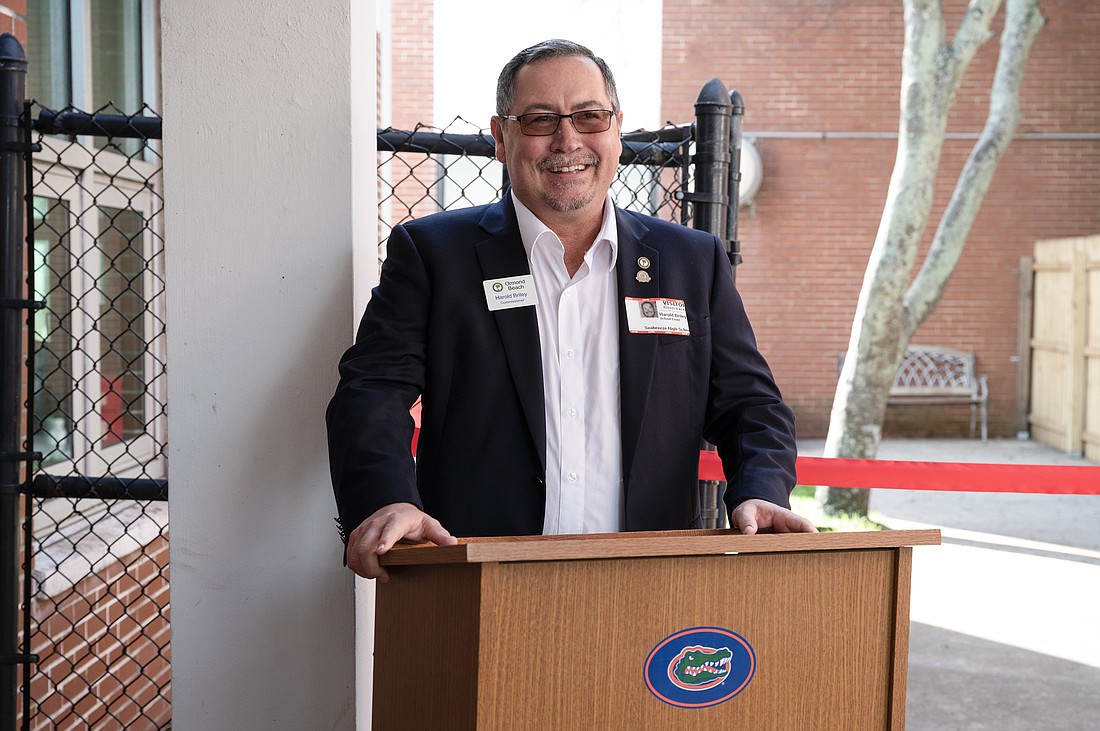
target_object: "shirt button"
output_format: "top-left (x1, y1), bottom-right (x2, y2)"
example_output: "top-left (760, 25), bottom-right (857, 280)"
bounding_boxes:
top-left (567, 472), bottom-right (578, 482)
top-left (567, 408), bottom-right (577, 418)
top-left (566, 349), bottom-right (575, 358)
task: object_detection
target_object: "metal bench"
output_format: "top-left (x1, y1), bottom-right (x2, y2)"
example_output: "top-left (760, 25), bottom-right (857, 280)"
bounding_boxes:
top-left (840, 346), bottom-right (989, 441)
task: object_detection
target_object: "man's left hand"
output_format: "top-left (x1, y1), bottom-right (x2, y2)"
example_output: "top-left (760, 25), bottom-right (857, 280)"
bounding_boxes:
top-left (731, 499), bottom-right (818, 535)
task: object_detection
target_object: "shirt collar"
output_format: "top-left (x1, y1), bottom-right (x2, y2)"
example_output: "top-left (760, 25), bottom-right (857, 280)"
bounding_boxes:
top-left (512, 190), bottom-right (619, 273)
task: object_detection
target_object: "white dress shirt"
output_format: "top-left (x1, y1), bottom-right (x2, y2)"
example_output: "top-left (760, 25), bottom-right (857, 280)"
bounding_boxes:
top-left (512, 192), bottom-right (624, 534)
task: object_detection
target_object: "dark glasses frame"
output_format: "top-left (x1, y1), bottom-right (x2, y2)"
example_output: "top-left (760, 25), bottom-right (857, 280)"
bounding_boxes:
top-left (499, 109), bottom-right (616, 136)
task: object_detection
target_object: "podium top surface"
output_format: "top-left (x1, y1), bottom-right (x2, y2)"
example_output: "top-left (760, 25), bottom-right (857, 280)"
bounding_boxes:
top-left (380, 528), bottom-right (940, 566)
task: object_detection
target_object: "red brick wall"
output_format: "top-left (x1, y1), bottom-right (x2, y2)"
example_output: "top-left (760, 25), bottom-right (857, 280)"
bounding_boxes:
top-left (662, 0), bottom-right (1100, 437)
top-left (384, 0), bottom-right (438, 230)
top-left (390, 0), bottom-right (432, 130)
top-left (25, 536), bottom-right (171, 730)
top-left (1, 1), bottom-right (28, 45)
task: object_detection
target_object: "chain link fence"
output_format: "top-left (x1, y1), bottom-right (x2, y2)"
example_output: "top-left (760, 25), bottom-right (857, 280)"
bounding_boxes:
top-left (20, 101), bottom-right (169, 731)
top-left (376, 116), bottom-right (694, 263)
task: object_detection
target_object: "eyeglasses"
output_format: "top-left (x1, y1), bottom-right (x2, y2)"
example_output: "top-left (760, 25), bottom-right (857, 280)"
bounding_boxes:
top-left (500, 109), bottom-right (615, 136)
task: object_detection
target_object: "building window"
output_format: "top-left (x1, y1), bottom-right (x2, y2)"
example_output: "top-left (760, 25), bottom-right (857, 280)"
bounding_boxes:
top-left (31, 184), bottom-right (166, 485)
top-left (96, 205), bottom-right (148, 448)
top-left (32, 197), bottom-right (75, 467)
top-left (89, 0), bottom-right (144, 115)
top-left (26, 0), bottom-right (156, 157)
top-left (26, 0), bottom-right (72, 111)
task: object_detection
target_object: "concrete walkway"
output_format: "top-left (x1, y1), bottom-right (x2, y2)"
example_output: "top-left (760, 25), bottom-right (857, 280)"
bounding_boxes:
top-left (797, 438), bottom-right (1100, 731)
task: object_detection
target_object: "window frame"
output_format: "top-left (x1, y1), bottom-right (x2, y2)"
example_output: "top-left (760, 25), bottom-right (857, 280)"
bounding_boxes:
top-left (31, 142), bottom-right (167, 540)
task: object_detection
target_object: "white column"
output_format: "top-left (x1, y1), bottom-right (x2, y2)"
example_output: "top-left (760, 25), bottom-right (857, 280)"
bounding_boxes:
top-left (161, 1), bottom-right (375, 727)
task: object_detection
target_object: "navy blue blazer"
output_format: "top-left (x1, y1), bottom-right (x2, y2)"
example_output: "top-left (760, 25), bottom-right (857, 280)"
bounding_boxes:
top-left (326, 197), bottom-right (796, 541)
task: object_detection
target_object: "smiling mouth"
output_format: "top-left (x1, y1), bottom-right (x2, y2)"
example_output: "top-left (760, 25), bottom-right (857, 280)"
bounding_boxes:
top-left (540, 156), bottom-right (598, 175)
top-left (549, 163), bottom-right (588, 173)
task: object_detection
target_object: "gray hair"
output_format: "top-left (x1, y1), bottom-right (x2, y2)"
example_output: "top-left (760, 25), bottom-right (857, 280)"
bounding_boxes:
top-left (495, 39), bottom-right (621, 117)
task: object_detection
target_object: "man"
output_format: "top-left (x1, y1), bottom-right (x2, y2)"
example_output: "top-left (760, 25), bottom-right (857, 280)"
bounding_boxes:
top-left (327, 39), bottom-right (814, 581)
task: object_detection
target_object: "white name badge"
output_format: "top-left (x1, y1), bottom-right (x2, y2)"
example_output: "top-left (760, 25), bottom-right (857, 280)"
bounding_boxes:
top-left (626, 297), bottom-right (690, 335)
top-left (483, 275), bottom-right (539, 311)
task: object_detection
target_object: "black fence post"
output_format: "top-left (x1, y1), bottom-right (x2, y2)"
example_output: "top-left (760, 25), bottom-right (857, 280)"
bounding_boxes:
top-left (690, 78), bottom-right (732, 240)
top-left (691, 79), bottom-right (733, 530)
top-left (727, 90), bottom-right (745, 280)
top-left (0, 33), bottom-right (28, 729)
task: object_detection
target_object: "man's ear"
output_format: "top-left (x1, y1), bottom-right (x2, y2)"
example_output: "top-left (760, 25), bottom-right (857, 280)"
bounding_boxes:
top-left (490, 117), bottom-right (507, 164)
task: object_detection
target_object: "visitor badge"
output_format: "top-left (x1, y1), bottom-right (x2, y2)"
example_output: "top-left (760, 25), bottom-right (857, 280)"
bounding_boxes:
top-left (483, 275), bottom-right (538, 311)
top-left (626, 297), bottom-right (690, 335)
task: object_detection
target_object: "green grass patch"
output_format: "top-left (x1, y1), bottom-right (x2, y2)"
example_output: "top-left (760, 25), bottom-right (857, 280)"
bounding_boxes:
top-left (790, 485), bottom-right (887, 533)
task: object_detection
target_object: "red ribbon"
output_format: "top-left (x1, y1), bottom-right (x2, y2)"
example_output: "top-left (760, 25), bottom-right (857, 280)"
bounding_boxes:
top-left (700, 450), bottom-right (1099, 495)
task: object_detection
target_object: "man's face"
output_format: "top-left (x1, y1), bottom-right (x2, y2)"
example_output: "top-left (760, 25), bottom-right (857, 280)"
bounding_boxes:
top-left (491, 55), bottom-right (622, 228)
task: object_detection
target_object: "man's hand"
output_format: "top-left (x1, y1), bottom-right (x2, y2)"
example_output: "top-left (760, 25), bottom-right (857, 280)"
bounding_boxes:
top-left (731, 498), bottom-right (818, 535)
top-left (346, 502), bottom-right (458, 581)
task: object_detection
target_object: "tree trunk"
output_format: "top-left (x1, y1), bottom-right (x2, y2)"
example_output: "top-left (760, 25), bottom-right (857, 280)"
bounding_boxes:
top-left (817, 0), bottom-right (1044, 517)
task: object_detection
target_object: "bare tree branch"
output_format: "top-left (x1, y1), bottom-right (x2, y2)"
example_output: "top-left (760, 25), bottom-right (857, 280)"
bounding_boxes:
top-left (945, 0), bottom-right (1002, 91)
top-left (904, 0), bottom-right (1045, 333)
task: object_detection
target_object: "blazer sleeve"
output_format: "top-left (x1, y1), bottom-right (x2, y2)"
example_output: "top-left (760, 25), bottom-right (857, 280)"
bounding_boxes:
top-left (325, 224), bottom-right (429, 542)
top-left (701, 237), bottom-right (798, 512)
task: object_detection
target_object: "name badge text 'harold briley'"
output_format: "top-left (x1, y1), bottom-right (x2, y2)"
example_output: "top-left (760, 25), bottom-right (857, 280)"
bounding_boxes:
top-left (626, 297), bottom-right (690, 336)
top-left (483, 275), bottom-right (538, 311)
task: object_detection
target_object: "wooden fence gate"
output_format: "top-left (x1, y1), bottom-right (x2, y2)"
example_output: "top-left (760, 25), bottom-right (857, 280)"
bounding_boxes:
top-left (1028, 235), bottom-right (1100, 460)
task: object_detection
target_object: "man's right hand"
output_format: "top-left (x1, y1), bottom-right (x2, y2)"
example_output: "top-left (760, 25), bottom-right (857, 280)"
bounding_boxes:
top-left (346, 502), bottom-right (457, 581)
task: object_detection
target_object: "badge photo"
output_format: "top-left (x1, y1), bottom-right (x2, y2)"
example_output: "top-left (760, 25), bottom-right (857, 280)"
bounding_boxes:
top-left (625, 297), bottom-right (690, 336)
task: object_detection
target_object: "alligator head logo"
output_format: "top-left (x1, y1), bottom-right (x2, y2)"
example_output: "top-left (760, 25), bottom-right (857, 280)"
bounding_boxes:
top-left (668, 645), bottom-right (733, 690)
top-left (644, 627), bottom-right (755, 708)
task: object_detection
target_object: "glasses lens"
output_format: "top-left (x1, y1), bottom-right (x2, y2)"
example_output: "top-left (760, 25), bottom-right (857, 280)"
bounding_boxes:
top-left (519, 114), bottom-right (560, 135)
top-left (572, 110), bottom-right (612, 132)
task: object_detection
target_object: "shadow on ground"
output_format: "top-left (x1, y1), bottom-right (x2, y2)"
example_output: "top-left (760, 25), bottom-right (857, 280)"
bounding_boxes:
top-left (908, 623), bottom-right (1100, 731)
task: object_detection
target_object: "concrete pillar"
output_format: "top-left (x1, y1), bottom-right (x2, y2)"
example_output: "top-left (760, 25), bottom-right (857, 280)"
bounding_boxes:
top-left (161, 1), bottom-right (375, 727)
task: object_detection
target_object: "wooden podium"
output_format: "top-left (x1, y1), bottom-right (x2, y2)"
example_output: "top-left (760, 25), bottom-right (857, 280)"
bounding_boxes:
top-left (373, 529), bottom-right (940, 730)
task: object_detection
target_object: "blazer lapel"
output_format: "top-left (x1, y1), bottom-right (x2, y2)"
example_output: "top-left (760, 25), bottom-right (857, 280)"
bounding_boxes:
top-left (475, 201), bottom-right (546, 472)
top-left (615, 210), bottom-right (660, 484)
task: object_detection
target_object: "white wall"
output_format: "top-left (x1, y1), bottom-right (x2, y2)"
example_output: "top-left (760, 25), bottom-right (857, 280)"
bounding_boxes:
top-left (161, 1), bottom-right (375, 727)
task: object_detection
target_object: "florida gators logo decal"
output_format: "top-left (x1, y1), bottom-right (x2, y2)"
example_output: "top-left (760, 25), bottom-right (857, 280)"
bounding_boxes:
top-left (644, 627), bottom-right (755, 708)
top-left (669, 645), bottom-right (733, 690)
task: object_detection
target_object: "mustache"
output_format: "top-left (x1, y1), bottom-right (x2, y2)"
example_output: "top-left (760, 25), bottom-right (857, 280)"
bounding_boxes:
top-left (537, 154), bottom-right (600, 172)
